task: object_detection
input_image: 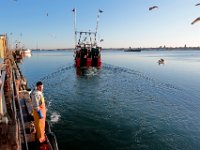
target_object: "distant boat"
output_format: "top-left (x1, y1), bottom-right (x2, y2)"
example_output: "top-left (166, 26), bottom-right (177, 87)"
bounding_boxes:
top-left (21, 48), bottom-right (32, 57)
top-left (124, 47), bottom-right (141, 52)
top-left (22, 48), bottom-right (31, 54)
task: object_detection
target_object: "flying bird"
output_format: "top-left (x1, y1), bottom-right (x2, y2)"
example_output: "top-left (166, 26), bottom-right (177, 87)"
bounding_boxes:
top-left (191, 17), bottom-right (200, 25)
top-left (49, 33), bottom-right (56, 38)
top-left (195, 3), bottom-right (200, 6)
top-left (46, 13), bottom-right (48, 16)
top-left (99, 9), bottom-right (103, 13)
top-left (149, 6), bottom-right (158, 11)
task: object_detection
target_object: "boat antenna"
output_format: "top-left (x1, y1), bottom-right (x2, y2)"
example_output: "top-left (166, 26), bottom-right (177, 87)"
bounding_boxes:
top-left (72, 8), bottom-right (77, 47)
top-left (95, 9), bottom-right (103, 45)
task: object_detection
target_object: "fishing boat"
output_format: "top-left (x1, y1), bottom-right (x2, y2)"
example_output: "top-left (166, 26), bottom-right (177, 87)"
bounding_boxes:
top-left (74, 33), bottom-right (102, 68)
top-left (72, 9), bottom-right (103, 68)
top-left (0, 34), bottom-right (59, 150)
top-left (13, 41), bottom-right (32, 62)
top-left (21, 48), bottom-right (31, 57)
top-left (124, 47), bottom-right (141, 52)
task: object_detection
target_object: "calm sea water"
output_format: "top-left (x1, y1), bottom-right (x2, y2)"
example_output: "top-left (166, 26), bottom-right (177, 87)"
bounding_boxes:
top-left (20, 50), bottom-right (200, 150)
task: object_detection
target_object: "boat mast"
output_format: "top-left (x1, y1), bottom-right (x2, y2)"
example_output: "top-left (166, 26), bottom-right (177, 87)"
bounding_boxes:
top-left (72, 8), bottom-right (77, 48)
top-left (95, 9), bottom-right (103, 46)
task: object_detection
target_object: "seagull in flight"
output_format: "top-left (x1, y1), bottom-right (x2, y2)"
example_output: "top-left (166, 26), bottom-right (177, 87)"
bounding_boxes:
top-left (195, 3), bottom-right (200, 6)
top-left (149, 6), bottom-right (158, 11)
top-left (191, 17), bottom-right (200, 25)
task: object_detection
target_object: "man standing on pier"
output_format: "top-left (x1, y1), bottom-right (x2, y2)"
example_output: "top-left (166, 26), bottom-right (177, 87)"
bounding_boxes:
top-left (31, 81), bottom-right (46, 143)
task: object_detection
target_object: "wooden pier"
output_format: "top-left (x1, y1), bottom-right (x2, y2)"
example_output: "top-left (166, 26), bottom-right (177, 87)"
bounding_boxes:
top-left (0, 34), bottom-right (58, 150)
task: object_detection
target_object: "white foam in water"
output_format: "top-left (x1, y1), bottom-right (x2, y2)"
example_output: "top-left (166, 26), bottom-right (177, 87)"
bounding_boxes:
top-left (48, 101), bottom-right (52, 107)
top-left (50, 112), bottom-right (61, 123)
top-left (85, 67), bottom-right (98, 76)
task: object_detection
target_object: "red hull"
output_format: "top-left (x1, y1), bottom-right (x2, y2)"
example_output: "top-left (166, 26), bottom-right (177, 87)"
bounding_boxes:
top-left (75, 58), bottom-right (81, 67)
top-left (97, 58), bottom-right (101, 67)
top-left (75, 47), bottom-right (102, 68)
top-left (75, 57), bottom-right (102, 68)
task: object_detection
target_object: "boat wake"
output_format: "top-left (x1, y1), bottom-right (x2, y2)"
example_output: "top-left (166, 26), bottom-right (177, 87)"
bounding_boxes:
top-left (102, 63), bottom-right (181, 91)
top-left (29, 63), bottom-right (74, 88)
top-left (76, 67), bottom-right (100, 76)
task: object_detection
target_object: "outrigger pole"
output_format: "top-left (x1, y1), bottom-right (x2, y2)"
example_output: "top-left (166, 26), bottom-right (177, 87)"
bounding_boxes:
top-left (72, 8), bottom-right (77, 47)
top-left (95, 9), bottom-right (103, 45)
top-left (72, 9), bottom-right (103, 47)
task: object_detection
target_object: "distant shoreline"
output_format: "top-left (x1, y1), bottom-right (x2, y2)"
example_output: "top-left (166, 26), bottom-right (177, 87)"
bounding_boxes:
top-left (31, 47), bottom-right (200, 51)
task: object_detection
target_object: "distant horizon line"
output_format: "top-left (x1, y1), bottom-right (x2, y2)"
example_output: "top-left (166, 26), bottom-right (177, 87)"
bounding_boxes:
top-left (31, 46), bottom-right (200, 50)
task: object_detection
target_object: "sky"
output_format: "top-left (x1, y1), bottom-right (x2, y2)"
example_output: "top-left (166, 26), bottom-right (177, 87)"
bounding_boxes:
top-left (1, 0), bottom-right (200, 49)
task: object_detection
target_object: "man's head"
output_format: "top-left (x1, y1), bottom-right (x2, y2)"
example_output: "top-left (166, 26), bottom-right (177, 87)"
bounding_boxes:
top-left (36, 81), bottom-right (43, 92)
